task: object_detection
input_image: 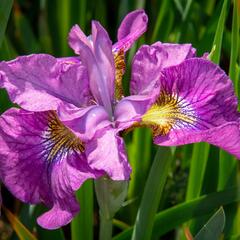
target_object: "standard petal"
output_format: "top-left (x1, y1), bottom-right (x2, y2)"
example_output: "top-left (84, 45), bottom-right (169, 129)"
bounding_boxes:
top-left (86, 129), bottom-right (131, 181)
top-left (113, 9), bottom-right (148, 52)
top-left (0, 108), bottom-right (101, 229)
top-left (130, 43), bottom-right (196, 95)
top-left (92, 21), bottom-right (115, 108)
top-left (68, 24), bottom-right (92, 54)
top-left (68, 22), bottom-right (115, 116)
top-left (0, 54), bottom-right (93, 111)
top-left (141, 58), bottom-right (240, 157)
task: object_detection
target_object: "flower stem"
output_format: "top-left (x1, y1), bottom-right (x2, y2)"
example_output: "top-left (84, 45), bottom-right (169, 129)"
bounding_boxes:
top-left (99, 214), bottom-right (113, 240)
top-left (95, 177), bottom-right (128, 240)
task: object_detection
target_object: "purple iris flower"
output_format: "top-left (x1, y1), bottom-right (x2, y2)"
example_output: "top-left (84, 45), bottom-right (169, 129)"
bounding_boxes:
top-left (0, 10), bottom-right (149, 229)
top-left (0, 8), bottom-right (240, 231)
top-left (131, 42), bottom-right (240, 158)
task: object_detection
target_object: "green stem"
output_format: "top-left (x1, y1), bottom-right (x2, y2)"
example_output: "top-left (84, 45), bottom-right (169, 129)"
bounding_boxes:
top-left (99, 214), bottom-right (113, 240)
top-left (95, 177), bottom-right (128, 240)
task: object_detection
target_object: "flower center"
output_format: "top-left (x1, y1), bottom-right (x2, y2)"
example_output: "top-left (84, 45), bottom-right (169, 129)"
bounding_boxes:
top-left (114, 49), bottom-right (125, 101)
top-left (43, 111), bottom-right (85, 162)
top-left (142, 91), bottom-right (196, 136)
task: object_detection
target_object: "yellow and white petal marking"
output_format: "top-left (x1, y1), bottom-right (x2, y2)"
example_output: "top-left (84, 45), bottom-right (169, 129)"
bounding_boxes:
top-left (142, 91), bottom-right (196, 136)
top-left (114, 49), bottom-right (125, 100)
top-left (42, 111), bottom-right (85, 162)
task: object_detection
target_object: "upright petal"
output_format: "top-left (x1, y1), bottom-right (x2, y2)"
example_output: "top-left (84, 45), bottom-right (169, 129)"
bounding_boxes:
top-left (68, 22), bottom-right (115, 116)
top-left (68, 25), bottom-right (92, 55)
top-left (0, 54), bottom-right (93, 111)
top-left (113, 9), bottom-right (148, 52)
top-left (130, 43), bottom-right (196, 95)
top-left (0, 108), bottom-right (102, 229)
top-left (86, 128), bottom-right (131, 181)
top-left (140, 58), bottom-right (240, 158)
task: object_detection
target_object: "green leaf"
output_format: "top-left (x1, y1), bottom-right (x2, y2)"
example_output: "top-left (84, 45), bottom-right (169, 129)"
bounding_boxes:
top-left (3, 207), bottom-right (37, 240)
top-left (71, 180), bottom-right (94, 240)
top-left (151, 0), bottom-right (170, 42)
top-left (0, 0), bottom-right (13, 48)
top-left (194, 207), bottom-right (225, 240)
top-left (229, 0), bottom-right (239, 89)
top-left (127, 128), bottom-right (152, 222)
top-left (210, 0), bottom-right (229, 64)
top-left (186, 142), bottom-right (210, 201)
top-left (113, 186), bottom-right (240, 240)
top-left (131, 147), bottom-right (174, 240)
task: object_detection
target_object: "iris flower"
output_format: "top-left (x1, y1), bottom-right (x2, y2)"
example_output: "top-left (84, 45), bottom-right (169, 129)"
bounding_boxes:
top-left (133, 43), bottom-right (240, 157)
top-left (0, 10), bottom-right (149, 229)
top-left (0, 9), bottom-right (240, 230)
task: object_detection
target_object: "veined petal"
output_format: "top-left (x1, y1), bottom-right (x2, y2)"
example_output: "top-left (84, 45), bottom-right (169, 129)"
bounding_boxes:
top-left (68, 22), bottom-right (115, 116)
top-left (141, 58), bottom-right (240, 157)
top-left (155, 121), bottom-right (240, 159)
top-left (113, 9), bottom-right (148, 52)
top-left (130, 43), bottom-right (196, 95)
top-left (0, 54), bottom-right (92, 111)
top-left (86, 128), bottom-right (131, 181)
top-left (0, 108), bottom-right (102, 229)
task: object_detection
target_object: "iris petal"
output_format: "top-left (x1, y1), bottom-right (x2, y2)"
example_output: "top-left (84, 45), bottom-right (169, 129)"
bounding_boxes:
top-left (0, 108), bottom-right (101, 229)
top-left (0, 54), bottom-right (92, 111)
top-left (130, 43), bottom-right (196, 95)
top-left (113, 9), bottom-right (148, 52)
top-left (68, 22), bottom-right (115, 116)
top-left (142, 58), bottom-right (240, 158)
top-left (86, 128), bottom-right (131, 180)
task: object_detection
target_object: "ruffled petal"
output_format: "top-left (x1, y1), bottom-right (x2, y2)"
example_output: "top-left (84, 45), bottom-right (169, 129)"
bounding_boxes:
top-left (68, 22), bottom-right (115, 115)
top-left (130, 43), bottom-right (196, 95)
top-left (113, 9), bottom-right (148, 52)
top-left (0, 54), bottom-right (92, 111)
top-left (86, 128), bottom-right (131, 181)
top-left (155, 122), bottom-right (240, 159)
top-left (141, 58), bottom-right (240, 157)
top-left (57, 103), bottom-right (111, 141)
top-left (0, 108), bottom-right (101, 229)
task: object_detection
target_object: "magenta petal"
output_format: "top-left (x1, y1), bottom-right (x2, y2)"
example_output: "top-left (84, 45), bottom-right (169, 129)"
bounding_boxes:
top-left (151, 58), bottom-right (240, 158)
top-left (68, 22), bottom-right (115, 115)
top-left (91, 21), bottom-right (115, 107)
top-left (0, 108), bottom-right (102, 229)
top-left (159, 58), bottom-right (238, 127)
top-left (130, 43), bottom-right (196, 95)
top-left (113, 9), bottom-right (148, 52)
top-left (155, 122), bottom-right (240, 159)
top-left (57, 103), bottom-right (111, 141)
top-left (0, 54), bottom-right (92, 111)
top-left (114, 95), bottom-right (155, 130)
top-left (68, 25), bottom-right (92, 55)
top-left (86, 129), bottom-right (131, 180)
top-left (37, 203), bottom-right (78, 229)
